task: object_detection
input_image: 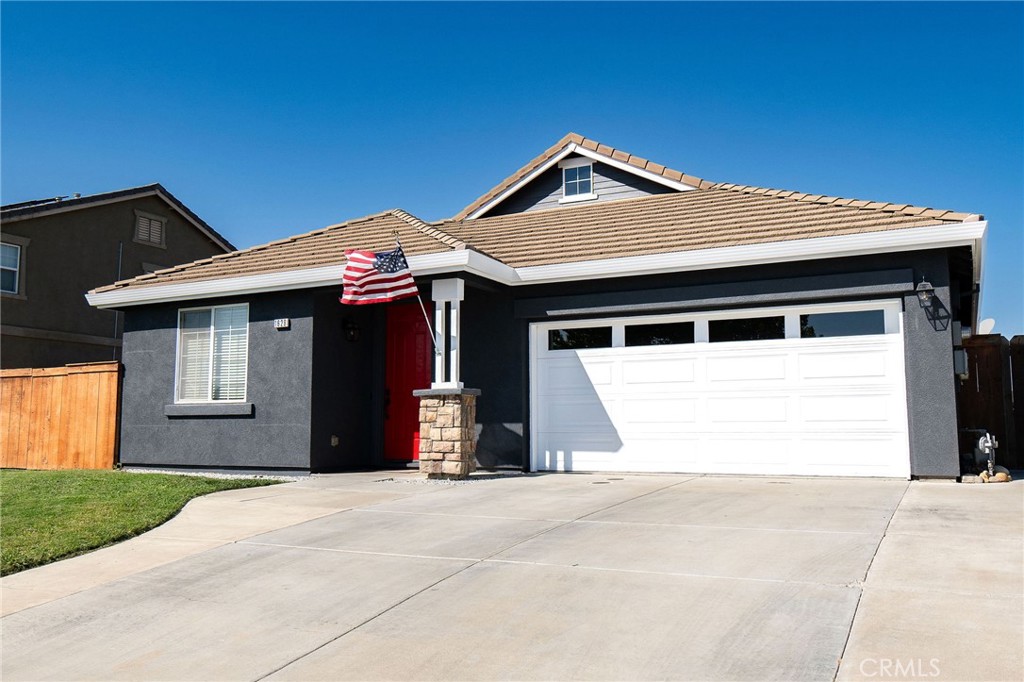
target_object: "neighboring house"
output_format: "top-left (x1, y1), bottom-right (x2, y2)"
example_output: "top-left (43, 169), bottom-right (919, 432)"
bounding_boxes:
top-left (1, 185), bottom-right (234, 368)
top-left (87, 134), bottom-right (986, 479)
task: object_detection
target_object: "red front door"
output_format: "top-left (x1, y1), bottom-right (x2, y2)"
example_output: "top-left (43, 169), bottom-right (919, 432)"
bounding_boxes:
top-left (383, 302), bottom-right (432, 462)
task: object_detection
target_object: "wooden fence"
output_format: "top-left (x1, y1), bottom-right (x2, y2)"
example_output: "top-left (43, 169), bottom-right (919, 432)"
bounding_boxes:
top-left (0, 361), bottom-right (121, 470)
top-left (958, 335), bottom-right (1021, 469)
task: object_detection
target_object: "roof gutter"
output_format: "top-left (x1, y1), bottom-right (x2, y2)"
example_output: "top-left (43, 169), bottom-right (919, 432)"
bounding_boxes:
top-left (86, 221), bottom-right (987, 311)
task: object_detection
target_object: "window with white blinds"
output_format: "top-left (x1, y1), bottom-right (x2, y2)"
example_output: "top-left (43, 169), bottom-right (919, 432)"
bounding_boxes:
top-left (135, 213), bottom-right (165, 246)
top-left (176, 304), bottom-right (248, 402)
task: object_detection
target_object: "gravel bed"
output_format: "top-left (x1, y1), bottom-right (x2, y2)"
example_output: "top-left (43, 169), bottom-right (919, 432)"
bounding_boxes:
top-left (121, 468), bottom-right (303, 482)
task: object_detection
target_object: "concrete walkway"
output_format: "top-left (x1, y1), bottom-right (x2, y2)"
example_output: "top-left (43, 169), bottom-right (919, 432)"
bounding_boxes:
top-left (1, 472), bottom-right (1021, 681)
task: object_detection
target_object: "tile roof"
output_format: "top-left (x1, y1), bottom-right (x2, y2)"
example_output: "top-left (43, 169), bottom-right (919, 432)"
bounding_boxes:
top-left (1, 183), bottom-right (236, 252)
top-left (89, 134), bottom-right (982, 295)
top-left (452, 132), bottom-right (715, 221)
top-left (436, 187), bottom-right (979, 268)
top-left (92, 210), bottom-right (460, 293)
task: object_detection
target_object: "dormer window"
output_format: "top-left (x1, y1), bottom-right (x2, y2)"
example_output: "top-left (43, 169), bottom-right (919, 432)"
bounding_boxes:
top-left (558, 157), bottom-right (597, 204)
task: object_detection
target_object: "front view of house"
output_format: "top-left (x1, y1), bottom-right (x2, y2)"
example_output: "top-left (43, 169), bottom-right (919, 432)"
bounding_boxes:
top-left (87, 133), bottom-right (986, 479)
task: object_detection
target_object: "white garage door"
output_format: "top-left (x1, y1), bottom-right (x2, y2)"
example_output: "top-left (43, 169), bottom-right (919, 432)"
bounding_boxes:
top-left (530, 301), bottom-right (911, 478)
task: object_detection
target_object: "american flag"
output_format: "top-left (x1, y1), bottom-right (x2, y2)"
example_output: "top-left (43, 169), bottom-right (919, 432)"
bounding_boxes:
top-left (339, 244), bottom-right (418, 305)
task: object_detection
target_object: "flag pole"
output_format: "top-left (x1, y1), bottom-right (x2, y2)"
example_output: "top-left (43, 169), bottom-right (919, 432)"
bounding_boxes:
top-left (416, 294), bottom-right (442, 357)
top-left (392, 231), bottom-right (441, 357)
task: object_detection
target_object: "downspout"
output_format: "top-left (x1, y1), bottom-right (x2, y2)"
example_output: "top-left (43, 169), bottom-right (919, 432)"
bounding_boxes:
top-left (111, 241), bottom-right (123, 360)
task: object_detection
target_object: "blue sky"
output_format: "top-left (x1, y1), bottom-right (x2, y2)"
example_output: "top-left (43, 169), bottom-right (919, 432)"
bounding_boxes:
top-left (3, 2), bottom-right (1022, 333)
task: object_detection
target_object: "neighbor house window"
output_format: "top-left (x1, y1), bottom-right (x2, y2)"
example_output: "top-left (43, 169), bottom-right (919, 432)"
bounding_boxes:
top-left (134, 210), bottom-right (166, 247)
top-left (1, 242), bottom-right (21, 294)
top-left (176, 304), bottom-right (248, 402)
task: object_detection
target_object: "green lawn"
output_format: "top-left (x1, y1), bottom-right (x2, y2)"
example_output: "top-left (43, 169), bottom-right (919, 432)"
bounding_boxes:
top-left (0, 469), bottom-right (279, 575)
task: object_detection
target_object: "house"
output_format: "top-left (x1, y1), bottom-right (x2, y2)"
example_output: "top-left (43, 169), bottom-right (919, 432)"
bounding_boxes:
top-left (1, 184), bottom-right (234, 368)
top-left (86, 134), bottom-right (986, 479)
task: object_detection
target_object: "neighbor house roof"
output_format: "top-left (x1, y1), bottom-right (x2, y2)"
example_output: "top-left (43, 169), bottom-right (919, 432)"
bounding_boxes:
top-left (1, 183), bottom-right (236, 252)
top-left (87, 133), bottom-right (984, 303)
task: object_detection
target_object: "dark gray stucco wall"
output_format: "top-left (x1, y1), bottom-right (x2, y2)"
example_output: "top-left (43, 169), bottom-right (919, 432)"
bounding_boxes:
top-left (458, 285), bottom-right (523, 468)
top-left (897, 250), bottom-right (959, 477)
top-left (459, 250), bottom-right (963, 477)
top-left (119, 291), bottom-right (315, 471)
top-left (309, 293), bottom-right (379, 471)
top-left (487, 157), bottom-right (675, 216)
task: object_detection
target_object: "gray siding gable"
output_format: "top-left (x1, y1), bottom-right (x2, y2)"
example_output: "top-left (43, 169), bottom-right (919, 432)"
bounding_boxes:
top-left (486, 155), bottom-right (677, 217)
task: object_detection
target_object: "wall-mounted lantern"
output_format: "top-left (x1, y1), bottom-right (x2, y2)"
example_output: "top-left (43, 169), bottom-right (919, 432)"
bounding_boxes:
top-left (915, 278), bottom-right (935, 306)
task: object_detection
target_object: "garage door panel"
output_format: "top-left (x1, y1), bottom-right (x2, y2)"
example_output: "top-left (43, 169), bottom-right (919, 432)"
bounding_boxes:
top-left (798, 349), bottom-right (889, 379)
top-left (706, 354), bottom-right (788, 382)
top-left (622, 397), bottom-right (697, 425)
top-left (702, 435), bottom-right (791, 468)
top-left (622, 358), bottom-right (696, 384)
top-left (542, 398), bottom-right (616, 432)
top-left (531, 303), bottom-right (910, 478)
top-left (799, 394), bottom-right (892, 423)
top-left (708, 397), bottom-right (788, 423)
top-left (797, 436), bottom-right (909, 477)
top-left (540, 359), bottom-right (613, 394)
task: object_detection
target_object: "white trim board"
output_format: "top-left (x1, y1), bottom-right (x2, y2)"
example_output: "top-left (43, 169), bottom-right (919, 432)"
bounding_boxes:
top-left (466, 142), bottom-right (698, 220)
top-left (86, 221), bottom-right (986, 309)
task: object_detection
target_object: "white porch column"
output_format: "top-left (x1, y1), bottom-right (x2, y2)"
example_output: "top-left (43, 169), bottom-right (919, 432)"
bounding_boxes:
top-left (431, 278), bottom-right (465, 389)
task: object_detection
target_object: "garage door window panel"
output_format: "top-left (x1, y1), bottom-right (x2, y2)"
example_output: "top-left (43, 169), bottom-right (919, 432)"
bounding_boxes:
top-left (709, 316), bottom-right (785, 343)
top-left (800, 310), bottom-right (886, 338)
top-left (625, 322), bottom-right (694, 346)
top-left (548, 327), bottom-right (612, 350)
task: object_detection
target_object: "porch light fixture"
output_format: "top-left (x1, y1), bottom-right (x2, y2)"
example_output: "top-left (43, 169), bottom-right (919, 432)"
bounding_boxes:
top-left (342, 317), bottom-right (360, 343)
top-left (915, 278), bottom-right (935, 305)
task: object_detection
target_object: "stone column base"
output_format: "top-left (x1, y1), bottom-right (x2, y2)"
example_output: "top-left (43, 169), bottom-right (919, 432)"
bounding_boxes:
top-left (413, 388), bottom-right (481, 480)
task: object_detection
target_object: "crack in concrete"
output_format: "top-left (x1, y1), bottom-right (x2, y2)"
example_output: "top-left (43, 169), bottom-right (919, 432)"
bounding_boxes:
top-left (831, 481), bottom-right (910, 682)
top-left (253, 475), bottom-right (692, 681)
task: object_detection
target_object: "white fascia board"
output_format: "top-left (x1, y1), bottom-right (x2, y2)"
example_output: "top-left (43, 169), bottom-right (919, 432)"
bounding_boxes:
top-left (86, 249), bottom-right (519, 309)
top-left (88, 221), bottom-right (987, 311)
top-left (569, 146), bottom-right (697, 193)
top-left (511, 221), bottom-right (988, 286)
top-left (407, 249), bottom-right (519, 283)
top-left (467, 146), bottom-right (576, 219)
top-left (467, 143), bottom-right (698, 220)
top-left (87, 264), bottom-right (347, 309)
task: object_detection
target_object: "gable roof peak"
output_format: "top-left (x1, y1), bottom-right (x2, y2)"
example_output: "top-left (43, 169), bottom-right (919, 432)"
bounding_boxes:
top-left (453, 132), bottom-right (711, 221)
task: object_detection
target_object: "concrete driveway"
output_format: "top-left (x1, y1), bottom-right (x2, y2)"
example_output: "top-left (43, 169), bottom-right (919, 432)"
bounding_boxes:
top-left (2, 472), bottom-right (1021, 681)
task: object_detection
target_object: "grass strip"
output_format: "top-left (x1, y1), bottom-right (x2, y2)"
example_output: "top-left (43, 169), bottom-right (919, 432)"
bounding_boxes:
top-left (1, 469), bottom-right (279, 575)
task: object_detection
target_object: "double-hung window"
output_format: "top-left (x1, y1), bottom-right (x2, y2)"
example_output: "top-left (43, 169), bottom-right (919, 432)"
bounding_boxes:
top-left (1, 242), bottom-right (21, 294)
top-left (176, 304), bottom-right (249, 402)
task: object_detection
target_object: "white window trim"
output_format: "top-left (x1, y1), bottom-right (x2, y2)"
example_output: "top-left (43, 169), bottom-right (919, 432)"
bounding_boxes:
top-left (537, 299), bottom-right (901, 352)
top-left (558, 156), bottom-right (597, 203)
top-left (134, 209), bottom-right (167, 249)
top-left (0, 235), bottom-right (29, 299)
top-left (558, 156), bottom-right (594, 169)
top-left (173, 302), bottom-right (249, 403)
top-left (558, 192), bottom-right (598, 205)
top-left (1, 242), bottom-right (22, 295)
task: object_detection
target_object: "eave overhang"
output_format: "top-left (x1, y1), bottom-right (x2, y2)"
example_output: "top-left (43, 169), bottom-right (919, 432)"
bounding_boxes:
top-left (86, 221), bottom-right (987, 316)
